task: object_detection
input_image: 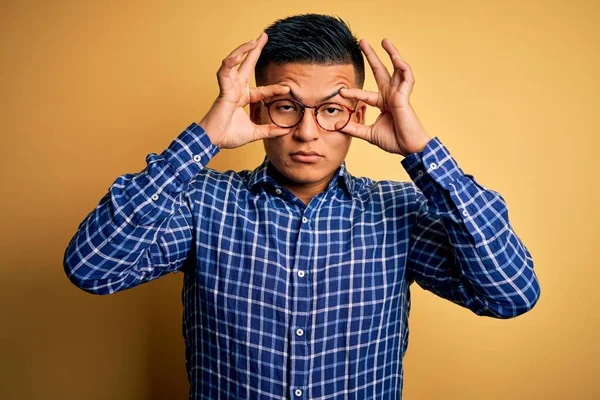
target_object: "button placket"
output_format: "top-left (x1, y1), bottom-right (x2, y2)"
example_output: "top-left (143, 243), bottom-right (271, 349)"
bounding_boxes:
top-left (288, 210), bottom-right (312, 396)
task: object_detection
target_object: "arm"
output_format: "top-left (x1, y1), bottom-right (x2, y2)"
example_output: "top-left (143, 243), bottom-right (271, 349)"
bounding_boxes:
top-left (401, 138), bottom-right (540, 318)
top-left (339, 38), bottom-right (539, 317)
top-left (64, 32), bottom-right (289, 294)
top-left (63, 124), bottom-right (219, 294)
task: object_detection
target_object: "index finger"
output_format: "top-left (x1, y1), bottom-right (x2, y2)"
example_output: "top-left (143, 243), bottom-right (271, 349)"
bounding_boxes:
top-left (360, 39), bottom-right (391, 86)
top-left (223, 38), bottom-right (258, 63)
top-left (238, 32), bottom-right (268, 79)
top-left (217, 38), bottom-right (259, 78)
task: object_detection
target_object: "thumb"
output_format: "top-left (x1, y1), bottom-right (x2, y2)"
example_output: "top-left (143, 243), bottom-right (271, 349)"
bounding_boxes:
top-left (249, 84), bottom-right (290, 104)
top-left (339, 120), bottom-right (372, 142)
top-left (340, 88), bottom-right (382, 109)
top-left (251, 123), bottom-right (290, 142)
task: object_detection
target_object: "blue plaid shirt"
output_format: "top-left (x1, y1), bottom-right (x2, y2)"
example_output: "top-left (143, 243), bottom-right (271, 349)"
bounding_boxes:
top-left (64, 123), bottom-right (540, 399)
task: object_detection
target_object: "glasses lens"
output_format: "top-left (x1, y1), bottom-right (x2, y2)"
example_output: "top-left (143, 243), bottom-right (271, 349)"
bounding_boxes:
top-left (268, 100), bottom-right (302, 127)
top-left (316, 103), bottom-right (351, 131)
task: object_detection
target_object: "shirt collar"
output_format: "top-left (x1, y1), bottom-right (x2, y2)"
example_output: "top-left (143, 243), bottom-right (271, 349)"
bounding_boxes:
top-left (247, 156), bottom-right (354, 198)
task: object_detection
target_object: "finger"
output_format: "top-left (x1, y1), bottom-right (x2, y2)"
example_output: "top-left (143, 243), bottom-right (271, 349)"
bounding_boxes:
top-left (238, 32), bottom-right (268, 79)
top-left (381, 38), bottom-right (404, 63)
top-left (217, 39), bottom-right (259, 80)
top-left (382, 39), bottom-right (404, 87)
top-left (217, 54), bottom-right (243, 80)
top-left (360, 39), bottom-right (391, 86)
top-left (249, 84), bottom-right (290, 103)
top-left (339, 88), bottom-right (382, 109)
top-left (338, 120), bottom-right (372, 142)
top-left (382, 39), bottom-right (415, 91)
top-left (225, 38), bottom-right (259, 62)
top-left (397, 57), bottom-right (415, 97)
top-left (252, 124), bottom-right (290, 142)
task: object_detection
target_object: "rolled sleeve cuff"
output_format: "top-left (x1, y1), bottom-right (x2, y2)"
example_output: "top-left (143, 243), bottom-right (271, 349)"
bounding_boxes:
top-left (401, 136), bottom-right (465, 196)
top-left (112, 123), bottom-right (220, 234)
top-left (160, 122), bottom-right (220, 183)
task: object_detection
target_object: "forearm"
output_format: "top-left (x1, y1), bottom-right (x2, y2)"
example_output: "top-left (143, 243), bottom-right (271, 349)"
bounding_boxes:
top-left (404, 138), bottom-right (541, 317)
top-left (63, 123), bottom-right (219, 294)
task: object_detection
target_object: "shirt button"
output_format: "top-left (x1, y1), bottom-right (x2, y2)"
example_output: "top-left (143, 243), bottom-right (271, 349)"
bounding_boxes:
top-left (151, 194), bottom-right (159, 201)
top-left (429, 162), bottom-right (438, 170)
top-left (193, 154), bottom-right (201, 162)
top-left (462, 210), bottom-right (469, 217)
top-left (296, 328), bottom-right (304, 337)
top-left (294, 389), bottom-right (303, 397)
top-left (302, 217), bottom-right (308, 223)
top-left (297, 270), bottom-right (305, 278)
top-left (417, 170), bottom-right (424, 177)
top-left (275, 188), bottom-right (282, 195)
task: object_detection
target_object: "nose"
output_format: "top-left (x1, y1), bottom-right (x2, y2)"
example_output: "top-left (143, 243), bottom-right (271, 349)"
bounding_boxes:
top-left (292, 109), bottom-right (320, 142)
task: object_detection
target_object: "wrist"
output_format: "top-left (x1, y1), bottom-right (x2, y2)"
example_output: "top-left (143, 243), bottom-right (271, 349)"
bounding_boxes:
top-left (198, 117), bottom-right (223, 148)
top-left (199, 99), bottom-right (238, 149)
top-left (412, 138), bottom-right (431, 154)
top-left (404, 133), bottom-right (431, 155)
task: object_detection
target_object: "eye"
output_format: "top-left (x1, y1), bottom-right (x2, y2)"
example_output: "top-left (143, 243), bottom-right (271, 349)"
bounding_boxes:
top-left (273, 100), bottom-right (299, 113)
top-left (321, 104), bottom-right (343, 116)
top-left (278, 105), bottom-right (296, 112)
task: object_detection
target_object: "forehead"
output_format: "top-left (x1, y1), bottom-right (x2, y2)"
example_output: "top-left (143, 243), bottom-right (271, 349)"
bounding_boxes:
top-left (262, 62), bottom-right (357, 101)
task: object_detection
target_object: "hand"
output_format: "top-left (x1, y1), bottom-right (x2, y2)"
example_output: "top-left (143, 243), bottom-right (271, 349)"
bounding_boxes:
top-left (199, 33), bottom-right (290, 149)
top-left (339, 39), bottom-right (432, 156)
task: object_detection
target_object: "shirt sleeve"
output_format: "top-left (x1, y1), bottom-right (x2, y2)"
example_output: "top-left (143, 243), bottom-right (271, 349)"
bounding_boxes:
top-left (400, 137), bottom-right (541, 318)
top-left (63, 123), bottom-right (220, 295)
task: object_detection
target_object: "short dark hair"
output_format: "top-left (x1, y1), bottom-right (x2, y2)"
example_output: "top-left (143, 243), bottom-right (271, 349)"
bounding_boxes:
top-left (255, 14), bottom-right (365, 88)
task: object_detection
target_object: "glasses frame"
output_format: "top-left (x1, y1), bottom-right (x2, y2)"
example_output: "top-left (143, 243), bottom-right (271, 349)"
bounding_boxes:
top-left (262, 99), bottom-right (357, 132)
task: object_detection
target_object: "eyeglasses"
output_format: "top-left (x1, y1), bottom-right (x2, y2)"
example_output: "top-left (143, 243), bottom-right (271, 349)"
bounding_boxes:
top-left (262, 99), bottom-right (357, 132)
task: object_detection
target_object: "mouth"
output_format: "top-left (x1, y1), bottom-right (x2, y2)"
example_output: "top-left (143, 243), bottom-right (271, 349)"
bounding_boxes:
top-left (289, 151), bottom-right (323, 164)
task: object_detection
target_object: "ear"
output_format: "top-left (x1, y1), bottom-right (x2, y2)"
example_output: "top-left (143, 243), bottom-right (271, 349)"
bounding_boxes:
top-left (354, 102), bottom-right (367, 125)
top-left (249, 102), bottom-right (262, 124)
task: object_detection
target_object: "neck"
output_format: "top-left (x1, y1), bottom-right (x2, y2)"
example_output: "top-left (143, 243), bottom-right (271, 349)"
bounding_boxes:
top-left (268, 164), bottom-right (334, 205)
top-left (286, 180), bottom-right (330, 205)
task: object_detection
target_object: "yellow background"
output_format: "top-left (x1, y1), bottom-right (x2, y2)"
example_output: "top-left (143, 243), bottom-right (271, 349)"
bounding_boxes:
top-left (1, 0), bottom-right (598, 399)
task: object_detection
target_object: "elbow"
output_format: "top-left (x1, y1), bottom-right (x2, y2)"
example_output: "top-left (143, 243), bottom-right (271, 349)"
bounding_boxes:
top-left (64, 269), bottom-right (108, 296)
top-left (63, 264), bottom-right (106, 296)
top-left (500, 287), bottom-right (540, 319)
top-left (484, 273), bottom-right (541, 319)
top-left (512, 276), bottom-right (541, 317)
top-left (63, 245), bottom-right (111, 296)
top-left (483, 248), bottom-right (541, 319)
top-left (507, 255), bottom-right (542, 318)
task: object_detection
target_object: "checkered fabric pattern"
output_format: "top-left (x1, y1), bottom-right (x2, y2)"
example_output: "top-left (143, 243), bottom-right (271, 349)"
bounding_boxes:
top-left (64, 123), bottom-right (540, 399)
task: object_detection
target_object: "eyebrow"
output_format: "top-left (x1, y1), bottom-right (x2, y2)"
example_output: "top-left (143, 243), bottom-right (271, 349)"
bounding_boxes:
top-left (287, 88), bottom-right (343, 104)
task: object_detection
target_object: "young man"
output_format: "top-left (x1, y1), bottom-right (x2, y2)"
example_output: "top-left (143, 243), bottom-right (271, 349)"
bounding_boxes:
top-left (64, 14), bottom-right (540, 400)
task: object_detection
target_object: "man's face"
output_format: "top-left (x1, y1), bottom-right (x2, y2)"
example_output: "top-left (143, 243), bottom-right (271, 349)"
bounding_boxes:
top-left (251, 63), bottom-right (366, 188)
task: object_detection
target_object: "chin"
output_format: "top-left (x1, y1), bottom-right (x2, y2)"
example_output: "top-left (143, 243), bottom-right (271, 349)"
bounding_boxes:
top-left (284, 167), bottom-right (326, 184)
top-left (267, 154), bottom-right (337, 186)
